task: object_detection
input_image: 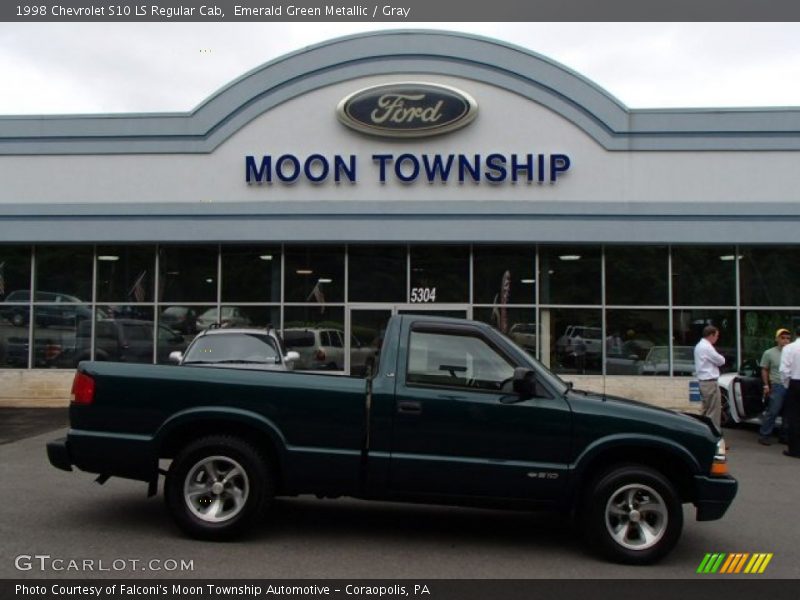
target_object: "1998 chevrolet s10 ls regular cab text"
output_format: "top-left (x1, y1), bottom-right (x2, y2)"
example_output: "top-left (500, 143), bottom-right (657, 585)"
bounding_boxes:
top-left (47, 315), bottom-right (737, 564)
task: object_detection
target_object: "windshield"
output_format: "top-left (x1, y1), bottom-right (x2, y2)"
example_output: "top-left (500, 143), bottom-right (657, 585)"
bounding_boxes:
top-left (183, 333), bottom-right (280, 364)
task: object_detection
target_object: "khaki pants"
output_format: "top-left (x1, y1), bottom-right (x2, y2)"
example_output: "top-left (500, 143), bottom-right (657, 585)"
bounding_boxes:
top-left (698, 379), bottom-right (721, 429)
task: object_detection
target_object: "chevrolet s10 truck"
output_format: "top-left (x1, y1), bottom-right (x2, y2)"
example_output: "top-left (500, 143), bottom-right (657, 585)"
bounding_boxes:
top-left (47, 315), bottom-right (737, 564)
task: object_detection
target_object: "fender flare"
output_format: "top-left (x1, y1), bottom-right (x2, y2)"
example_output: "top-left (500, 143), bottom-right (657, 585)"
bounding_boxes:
top-left (568, 433), bottom-right (702, 494)
top-left (154, 406), bottom-right (289, 469)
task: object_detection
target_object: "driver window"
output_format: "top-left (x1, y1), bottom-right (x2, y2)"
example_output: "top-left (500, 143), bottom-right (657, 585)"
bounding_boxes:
top-left (407, 330), bottom-right (515, 391)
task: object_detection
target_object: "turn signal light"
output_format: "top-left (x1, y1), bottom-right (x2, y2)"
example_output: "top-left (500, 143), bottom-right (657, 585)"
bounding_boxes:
top-left (710, 460), bottom-right (729, 476)
top-left (70, 372), bottom-right (95, 406)
top-left (711, 438), bottom-right (729, 476)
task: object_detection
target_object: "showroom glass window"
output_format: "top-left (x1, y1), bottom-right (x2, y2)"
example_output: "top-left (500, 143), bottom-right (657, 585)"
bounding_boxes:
top-left (672, 247), bottom-right (736, 307)
top-left (159, 245), bottom-right (218, 303)
top-left (31, 245), bottom-right (93, 369)
top-left (739, 246), bottom-right (800, 307)
top-left (35, 245), bottom-right (93, 301)
top-left (538, 246), bottom-right (601, 305)
top-left (409, 246), bottom-right (469, 304)
top-left (473, 246), bottom-right (536, 305)
top-left (673, 309), bottom-right (737, 374)
top-left (473, 307), bottom-right (537, 357)
top-left (96, 246), bottom-right (155, 303)
top-left (348, 245), bottom-right (406, 303)
top-left (282, 306), bottom-right (345, 371)
top-left (740, 310), bottom-right (800, 364)
top-left (284, 246), bottom-right (344, 304)
top-left (0, 246), bottom-right (32, 368)
top-left (541, 307), bottom-right (602, 375)
top-left (221, 246), bottom-right (281, 303)
top-left (605, 309), bottom-right (670, 375)
top-left (605, 246), bottom-right (668, 306)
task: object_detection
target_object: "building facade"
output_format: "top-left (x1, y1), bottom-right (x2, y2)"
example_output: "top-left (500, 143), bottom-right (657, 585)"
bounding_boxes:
top-left (2, 30), bottom-right (800, 407)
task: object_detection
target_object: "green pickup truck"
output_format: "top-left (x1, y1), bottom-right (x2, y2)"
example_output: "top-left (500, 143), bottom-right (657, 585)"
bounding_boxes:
top-left (48, 315), bottom-right (736, 564)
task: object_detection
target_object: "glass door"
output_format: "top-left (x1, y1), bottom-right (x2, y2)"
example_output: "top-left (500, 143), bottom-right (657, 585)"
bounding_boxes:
top-left (348, 308), bottom-right (392, 377)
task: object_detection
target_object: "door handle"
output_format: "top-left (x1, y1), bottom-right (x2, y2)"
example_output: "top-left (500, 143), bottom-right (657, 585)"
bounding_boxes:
top-left (397, 401), bottom-right (423, 415)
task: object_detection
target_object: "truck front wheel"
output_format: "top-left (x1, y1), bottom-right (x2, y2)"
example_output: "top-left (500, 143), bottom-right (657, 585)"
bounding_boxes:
top-left (583, 465), bottom-right (683, 564)
top-left (165, 435), bottom-right (273, 540)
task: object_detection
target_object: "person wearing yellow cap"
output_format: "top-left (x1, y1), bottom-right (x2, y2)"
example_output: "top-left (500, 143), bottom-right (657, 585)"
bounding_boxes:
top-left (758, 328), bottom-right (792, 445)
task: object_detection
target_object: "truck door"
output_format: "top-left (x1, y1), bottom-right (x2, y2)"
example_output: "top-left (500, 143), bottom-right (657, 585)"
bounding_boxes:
top-left (389, 321), bottom-right (572, 502)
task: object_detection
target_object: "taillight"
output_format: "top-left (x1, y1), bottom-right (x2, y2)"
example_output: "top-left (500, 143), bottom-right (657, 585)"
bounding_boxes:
top-left (70, 372), bottom-right (95, 406)
top-left (315, 349), bottom-right (326, 361)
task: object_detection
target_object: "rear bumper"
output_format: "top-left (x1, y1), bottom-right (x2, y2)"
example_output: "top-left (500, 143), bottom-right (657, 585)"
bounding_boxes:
top-left (47, 437), bottom-right (73, 472)
top-left (694, 474), bottom-right (738, 521)
top-left (47, 430), bottom-right (157, 482)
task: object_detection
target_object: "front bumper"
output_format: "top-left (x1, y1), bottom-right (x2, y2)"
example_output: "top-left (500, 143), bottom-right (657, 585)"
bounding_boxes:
top-left (694, 474), bottom-right (738, 521)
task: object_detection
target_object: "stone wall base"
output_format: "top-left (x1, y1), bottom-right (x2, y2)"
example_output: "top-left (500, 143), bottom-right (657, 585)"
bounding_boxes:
top-left (567, 375), bottom-right (701, 413)
top-left (0, 370), bottom-right (73, 408)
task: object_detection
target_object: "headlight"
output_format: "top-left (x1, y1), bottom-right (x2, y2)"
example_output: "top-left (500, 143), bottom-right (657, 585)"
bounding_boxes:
top-left (711, 438), bottom-right (729, 476)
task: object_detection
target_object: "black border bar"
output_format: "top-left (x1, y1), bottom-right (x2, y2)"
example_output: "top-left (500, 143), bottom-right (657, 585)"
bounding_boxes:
top-left (4, 580), bottom-right (800, 600)
top-left (4, 1), bottom-right (800, 22)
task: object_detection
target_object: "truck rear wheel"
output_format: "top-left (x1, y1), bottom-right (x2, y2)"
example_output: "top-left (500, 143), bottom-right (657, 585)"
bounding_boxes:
top-left (583, 465), bottom-right (683, 564)
top-left (165, 435), bottom-right (272, 540)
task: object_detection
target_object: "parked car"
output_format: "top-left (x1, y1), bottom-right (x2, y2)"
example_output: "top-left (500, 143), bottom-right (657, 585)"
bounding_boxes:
top-left (159, 306), bottom-right (198, 335)
top-left (170, 327), bottom-right (299, 371)
top-left (196, 307), bottom-right (252, 331)
top-left (718, 360), bottom-right (769, 427)
top-left (4, 335), bottom-right (70, 368)
top-left (64, 319), bottom-right (187, 366)
top-left (641, 346), bottom-right (695, 376)
top-left (282, 327), bottom-right (373, 372)
top-left (605, 340), bottom-right (654, 375)
top-left (0, 290), bottom-right (93, 328)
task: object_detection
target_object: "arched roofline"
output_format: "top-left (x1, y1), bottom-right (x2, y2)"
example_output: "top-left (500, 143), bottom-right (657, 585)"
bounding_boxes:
top-left (2, 29), bottom-right (800, 154)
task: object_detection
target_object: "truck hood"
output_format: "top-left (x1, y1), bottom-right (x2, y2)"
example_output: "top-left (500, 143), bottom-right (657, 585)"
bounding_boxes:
top-left (568, 388), bottom-right (719, 437)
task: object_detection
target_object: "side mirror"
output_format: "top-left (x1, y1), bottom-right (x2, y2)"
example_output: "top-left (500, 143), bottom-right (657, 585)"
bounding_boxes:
top-left (285, 351), bottom-right (300, 364)
top-left (512, 367), bottom-right (536, 399)
top-left (169, 351), bottom-right (183, 364)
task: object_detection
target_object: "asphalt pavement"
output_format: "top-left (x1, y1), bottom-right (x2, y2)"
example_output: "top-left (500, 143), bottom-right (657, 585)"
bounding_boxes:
top-left (0, 407), bottom-right (68, 445)
top-left (1, 417), bottom-right (798, 580)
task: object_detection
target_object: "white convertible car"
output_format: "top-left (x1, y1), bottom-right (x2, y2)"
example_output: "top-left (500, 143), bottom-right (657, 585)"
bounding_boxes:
top-left (718, 360), bottom-right (770, 427)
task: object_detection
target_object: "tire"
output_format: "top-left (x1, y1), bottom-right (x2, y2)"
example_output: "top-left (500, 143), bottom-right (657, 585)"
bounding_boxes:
top-left (164, 435), bottom-right (273, 540)
top-left (582, 465), bottom-right (683, 565)
top-left (11, 312), bottom-right (26, 328)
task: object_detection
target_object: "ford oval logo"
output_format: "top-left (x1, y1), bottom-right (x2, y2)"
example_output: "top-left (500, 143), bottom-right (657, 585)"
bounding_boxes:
top-left (337, 82), bottom-right (478, 138)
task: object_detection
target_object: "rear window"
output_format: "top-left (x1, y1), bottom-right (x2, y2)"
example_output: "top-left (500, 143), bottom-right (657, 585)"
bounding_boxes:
top-left (184, 333), bottom-right (280, 364)
top-left (283, 330), bottom-right (315, 347)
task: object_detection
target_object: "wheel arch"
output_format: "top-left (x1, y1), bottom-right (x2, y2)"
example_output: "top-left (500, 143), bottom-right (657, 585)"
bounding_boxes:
top-left (569, 436), bottom-right (701, 509)
top-left (155, 408), bottom-right (288, 490)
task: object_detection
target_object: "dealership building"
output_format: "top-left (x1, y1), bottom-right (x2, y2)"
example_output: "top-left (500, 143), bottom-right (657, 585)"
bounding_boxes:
top-left (2, 30), bottom-right (800, 407)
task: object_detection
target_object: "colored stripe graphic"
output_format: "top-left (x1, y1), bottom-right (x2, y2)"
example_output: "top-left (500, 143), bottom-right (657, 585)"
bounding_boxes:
top-left (697, 553), bottom-right (773, 574)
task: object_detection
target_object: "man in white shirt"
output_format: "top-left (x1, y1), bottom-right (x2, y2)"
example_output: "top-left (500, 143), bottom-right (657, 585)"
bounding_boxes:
top-left (694, 325), bottom-right (726, 429)
top-left (779, 325), bottom-right (800, 458)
